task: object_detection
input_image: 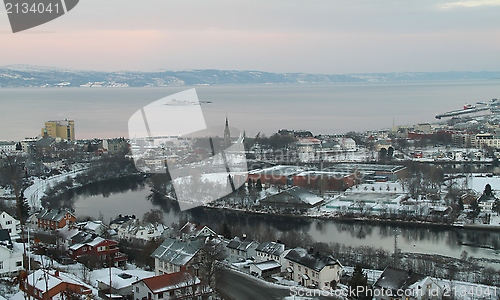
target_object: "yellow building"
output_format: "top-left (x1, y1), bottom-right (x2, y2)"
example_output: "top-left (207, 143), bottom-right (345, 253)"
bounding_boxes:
top-left (42, 120), bottom-right (75, 141)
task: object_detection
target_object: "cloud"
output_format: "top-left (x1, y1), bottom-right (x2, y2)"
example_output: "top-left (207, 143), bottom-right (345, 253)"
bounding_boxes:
top-left (437, 0), bottom-right (500, 9)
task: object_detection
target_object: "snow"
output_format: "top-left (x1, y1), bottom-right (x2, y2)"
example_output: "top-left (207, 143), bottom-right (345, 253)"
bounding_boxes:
top-left (92, 267), bottom-right (154, 290)
top-left (24, 167), bottom-right (87, 210)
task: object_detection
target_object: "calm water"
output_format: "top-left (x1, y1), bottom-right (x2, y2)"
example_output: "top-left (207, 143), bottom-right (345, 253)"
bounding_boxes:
top-left (1, 80), bottom-right (499, 141)
top-left (71, 183), bottom-right (500, 261)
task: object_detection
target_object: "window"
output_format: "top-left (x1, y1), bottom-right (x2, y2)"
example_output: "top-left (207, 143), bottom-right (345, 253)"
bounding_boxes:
top-left (6, 220), bottom-right (12, 225)
top-left (135, 286), bottom-right (139, 293)
top-left (82, 247), bottom-right (87, 252)
top-left (16, 261), bottom-right (22, 267)
top-left (0, 261), bottom-right (3, 269)
top-left (158, 292), bottom-right (164, 299)
top-left (298, 266), bottom-right (301, 271)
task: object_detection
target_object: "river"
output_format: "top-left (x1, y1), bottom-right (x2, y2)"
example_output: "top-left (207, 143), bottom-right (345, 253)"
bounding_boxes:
top-left (65, 178), bottom-right (500, 262)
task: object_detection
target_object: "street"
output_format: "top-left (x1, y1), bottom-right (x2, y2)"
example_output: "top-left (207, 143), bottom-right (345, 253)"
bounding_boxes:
top-left (215, 267), bottom-right (336, 300)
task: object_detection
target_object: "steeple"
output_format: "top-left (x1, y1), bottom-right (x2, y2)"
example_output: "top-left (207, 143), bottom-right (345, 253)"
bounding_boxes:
top-left (224, 115), bottom-right (231, 147)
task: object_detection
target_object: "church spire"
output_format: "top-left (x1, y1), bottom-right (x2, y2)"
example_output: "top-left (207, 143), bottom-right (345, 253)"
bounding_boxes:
top-left (224, 115), bottom-right (231, 147)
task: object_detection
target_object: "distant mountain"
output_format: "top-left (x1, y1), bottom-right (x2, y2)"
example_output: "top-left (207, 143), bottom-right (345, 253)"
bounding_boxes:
top-left (0, 65), bottom-right (499, 88)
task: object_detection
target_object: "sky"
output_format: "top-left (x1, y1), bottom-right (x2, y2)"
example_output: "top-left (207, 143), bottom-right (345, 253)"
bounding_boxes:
top-left (1, 0), bottom-right (500, 74)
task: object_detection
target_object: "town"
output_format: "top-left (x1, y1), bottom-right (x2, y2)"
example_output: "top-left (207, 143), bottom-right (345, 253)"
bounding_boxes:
top-left (1, 110), bottom-right (500, 299)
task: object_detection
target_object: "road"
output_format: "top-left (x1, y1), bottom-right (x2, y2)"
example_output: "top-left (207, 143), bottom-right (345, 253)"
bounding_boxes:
top-left (215, 267), bottom-right (336, 300)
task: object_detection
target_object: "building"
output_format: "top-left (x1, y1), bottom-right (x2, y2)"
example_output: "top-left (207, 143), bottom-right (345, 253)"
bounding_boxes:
top-left (0, 229), bottom-right (23, 276)
top-left (103, 138), bottom-right (128, 155)
top-left (36, 208), bottom-right (76, 230)
top-left (0, 141), bottom-right (16, 153)
top-left (42, 119), bottom-right (75, 141)
top-left (249, 260), bottom-right (282, 278)
top-left (21, 269), bottom-right (92, 300)
top-left (151, 238), bottom-right (204, 276)
top-left (95, 268), bottom-right (154, 298)
top-left (226, 237), bottom-right (259, 264)
top-left (132, 271), bottom-right (212, 300)
top-left (259, 186), bottom-right (325, 210)
top-left (0, 211), bottom-right (21, 240)
top-left (179, 222), bottom-right (216, 240)
top-left (372, 267), bottom-right (442, 300)
top-left (292, 171), bottom-right (357, 191)
top-left (35, 137), bottom-right (56, 157)
top-left (330, 164), bottom-right (407, 182)
top-left (285, 247), bottom-right (343, 289)
top-left (475, 133), bottom-right (500, 149)
top-left (297, 138), bottom-right (322, 162)
top-left (117, 219), bottom-right (169, 241)
top-left (255, 241), bottom-right (290, 272)
top-left (68, 236), bottom-right (128, 267)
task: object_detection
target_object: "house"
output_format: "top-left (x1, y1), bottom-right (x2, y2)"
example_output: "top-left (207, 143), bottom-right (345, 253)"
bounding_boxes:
top-left (226, 237), bottom-right (259, 264)
top-left (132, 271), bottom-right (212, 300)
top-left (255, 241), bottom-right (291, 272)
top-left (55, 226), bottom-right (81, 250)
top-left (109, 214), bottom-right (136, 230)
top-left (249, 260), bottom-right (281, 278)
top-left (477, 193), bottom-right (497, 212)
top-left (179, 222), bottom-right (216, 240)
top-left (103, 138), bottom-right (128, 155)
top-left (117, 219), bottom-right (169, 241)
top-left (68, 236), bottom-right (128, 267)
top-left (35, 137), bottom-right (56, 157)
top-left (0, 229), bottom-right (23, 276)
top-left (21, 269), bottom-right (93, 300)
top-left (80, 220), bottom-right (108, 236)
top-left (151, 238), bottom-right (204, 276)
top-left (95, 267), bottom-right (154, 298)
top-left (0, 211), bottom-right (21, 240)
top-left (36, 208), bottom-right (76, 230)
top-left (285, 247), bottom-right (343, 289)
top-left (372, 267), bottom-right (442, 300)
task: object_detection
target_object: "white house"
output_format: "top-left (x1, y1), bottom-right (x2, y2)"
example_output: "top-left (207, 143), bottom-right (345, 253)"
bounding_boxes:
top-left (117, 219), bottom-right (169, 241)
top-left (0, 229), bottom-right (23, 276)
top-left (226, 237), bottom-right (259, 264)
top-left (0, 211), bottom-right (20, 240)
top-left (284, 247), bottom-right (343, 289)
top-left (178, 222), bottom-right (216, 240)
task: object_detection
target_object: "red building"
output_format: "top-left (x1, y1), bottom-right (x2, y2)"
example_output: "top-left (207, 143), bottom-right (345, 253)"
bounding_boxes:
top-left (292, 171), bottom-right (357, 191)
top-left (68, 237), bottom-right (127, 267)
top-left (36, 208), bottom-right (76, 230)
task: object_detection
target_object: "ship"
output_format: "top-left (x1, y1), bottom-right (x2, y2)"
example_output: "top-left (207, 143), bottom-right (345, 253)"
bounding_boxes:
top-left (435, 98), bottom-right (499, 119)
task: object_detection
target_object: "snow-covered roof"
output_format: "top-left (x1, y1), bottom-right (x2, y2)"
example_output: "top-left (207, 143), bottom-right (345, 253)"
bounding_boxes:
top-left (227, 238), bottom-right (258, 251)
top-left (373, 266), bottom-right (426, 292)
top-left (151, 238), bottom-right (203, 267)
top-left (252, 260), bottom-right (281, 271)
top-left (255, 241), bottom-right (285, 256)
top-left (138, 271), bottom-right (201, 294)
top-left (95, 268), bottom-right (153, 290)
top-left (26, 269), bottom-right (92, 294)
top-left (37, 208), bottom-right (74, 222)
top-left (285, 247), bottom-right (341, 272)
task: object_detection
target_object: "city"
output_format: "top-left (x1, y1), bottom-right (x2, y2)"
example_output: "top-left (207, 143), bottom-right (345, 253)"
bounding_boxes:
top-left (1, 104), bottom-right (500, 299)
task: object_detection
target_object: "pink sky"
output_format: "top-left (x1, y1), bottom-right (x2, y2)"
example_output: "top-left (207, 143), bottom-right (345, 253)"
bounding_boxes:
top-left (1, 0), bottom-right (500, 73)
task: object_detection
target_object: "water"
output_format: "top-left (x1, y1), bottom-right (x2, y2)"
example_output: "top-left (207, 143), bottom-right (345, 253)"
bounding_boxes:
top-left (1, 80), bottom-right (499, 141)
top-left (70, 182), bottom-right (500, 262)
